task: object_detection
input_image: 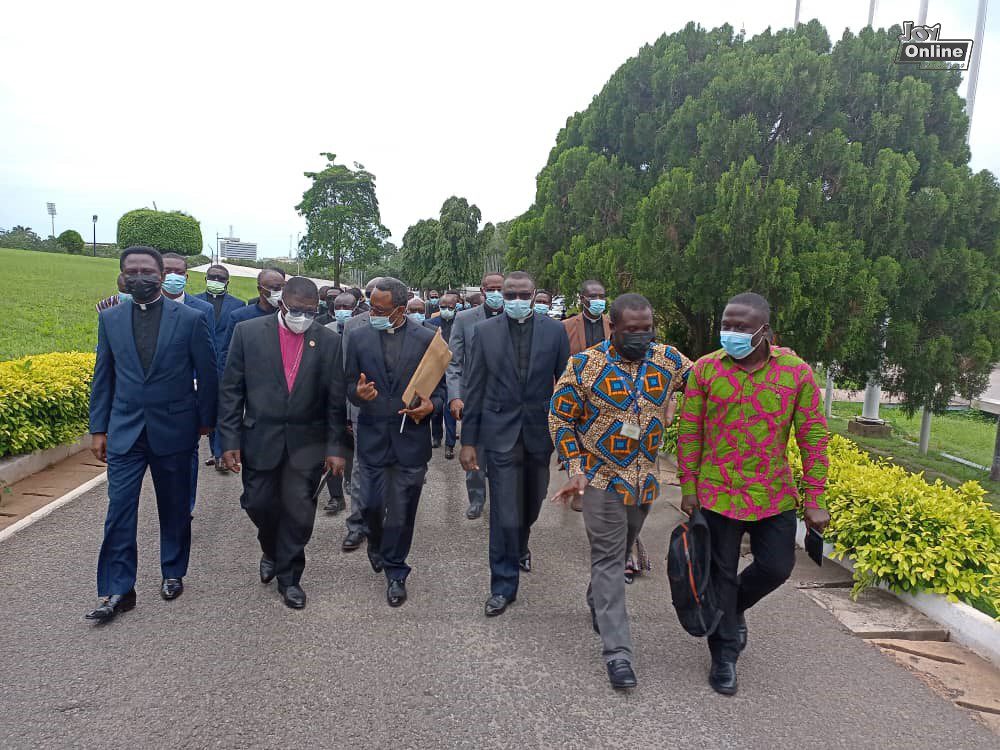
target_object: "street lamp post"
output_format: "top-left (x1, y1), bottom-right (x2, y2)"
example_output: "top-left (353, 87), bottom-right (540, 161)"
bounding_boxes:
top-left (92, 215), bottom-right (98, 257)
top-left (46, 202), bottom-right (56, 238)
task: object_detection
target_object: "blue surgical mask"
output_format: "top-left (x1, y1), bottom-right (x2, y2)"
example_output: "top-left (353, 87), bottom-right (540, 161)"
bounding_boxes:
top-left (334, 309), bottom-right (353, 323)
top-left (162, 273), bottom-right (187, 295)
top-left (485, 291), bottom-right (504, 310)
top-left (720, 325), bottom-right (764, 360)
top-left (505, 299), bottom-right (533, 320)
top-left (118, 292), bottom-right (133, 303)
top-left (439, 308), bottom-right (456, 321)
top-left (587, 299), bottom-right (607, 317)
top-left (408, 312), bottom-right (425, 324)
top-left (370, 315), bottom-right (393, 331)
top-left (533, 303), bottom-right (550, 316)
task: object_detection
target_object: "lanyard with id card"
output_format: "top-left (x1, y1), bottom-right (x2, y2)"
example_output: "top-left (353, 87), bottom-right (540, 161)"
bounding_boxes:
top-left (608, 349), bottom-right (648, 442)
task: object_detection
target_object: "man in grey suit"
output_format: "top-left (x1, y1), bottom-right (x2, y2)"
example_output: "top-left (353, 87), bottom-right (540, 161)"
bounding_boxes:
top-left (340, 278), bottom-right (381, 551)
top-left (447, 271), bottom-right (505, 519)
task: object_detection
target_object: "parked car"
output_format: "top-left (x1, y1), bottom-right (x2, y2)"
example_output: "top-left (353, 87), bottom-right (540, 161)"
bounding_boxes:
top-left (550, 296), bottom-right (567, 320)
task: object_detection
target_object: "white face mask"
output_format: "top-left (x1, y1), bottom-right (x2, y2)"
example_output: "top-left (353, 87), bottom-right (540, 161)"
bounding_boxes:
top-left (283, 312), bottom-right (311, 334)
top-left (267, 290), bottom-right (283, 307)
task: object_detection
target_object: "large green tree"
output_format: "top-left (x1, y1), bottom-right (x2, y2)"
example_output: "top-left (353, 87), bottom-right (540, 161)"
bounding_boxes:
top-left (506, 20), bottom-right (1000, 413)
top-left (295, 153), bottom-right (390, 285)
top-left (398, 197), bottom-right (486, 288)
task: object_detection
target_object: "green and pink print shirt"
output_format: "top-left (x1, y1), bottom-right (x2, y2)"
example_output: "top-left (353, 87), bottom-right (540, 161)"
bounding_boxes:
top-left (677, 346), bottom-right (829, 520)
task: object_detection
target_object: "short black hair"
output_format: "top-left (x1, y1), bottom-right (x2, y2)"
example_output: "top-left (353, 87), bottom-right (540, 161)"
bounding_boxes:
top-left (445, 289), bottom-right (462, 297)
top-left (727, 292), bottom-right (771, 323)
top-left (162, 252), bottom-right (186, 264)
top-left (283, 276), bottom-right (318, 300)
top-left (120, 245), bottom-right (163, 272)
top-left (375, 277), bottom-right (409, 308)
top-left (365, 277), bottom-right (383, 294)
top-left (207, 264), bottom-right (229, 278)
top-left (334, 291), bottom-right (357, 307)
top-left (609, 293), bottom-right (652, 325)
top-left (482, 271), bottom-right (504, 285)
top-left (504, 270), bottom-right (535, 286)
top-left (579, 279), bottom-right (605, 295)
top-left (348, 287), bottom-right (364, 302)
top-left (263, 265), bottom-right (287, 278)
top-left (257, 267), bottom-right (285, 283)
top-left (318, 286), bottom-right (331, 297)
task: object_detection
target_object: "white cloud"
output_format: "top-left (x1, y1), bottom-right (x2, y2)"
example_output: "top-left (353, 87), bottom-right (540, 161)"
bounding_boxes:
top-left (0, 0), bottom-right (995, 257)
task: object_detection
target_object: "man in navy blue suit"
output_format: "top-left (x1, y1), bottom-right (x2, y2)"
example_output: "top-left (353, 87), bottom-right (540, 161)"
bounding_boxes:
top-left (461, 271), bottom-right (570, 617)
top-left (221, 267), bottom-right (286, 367)
top-left (161, 253), bottom-right (216, 513)
top-left (345, 277), bottom-right (445, 608)
top-left (86, 246), bottom-right (218, 622)
top-left (195, 264), bottom-right (245, 472)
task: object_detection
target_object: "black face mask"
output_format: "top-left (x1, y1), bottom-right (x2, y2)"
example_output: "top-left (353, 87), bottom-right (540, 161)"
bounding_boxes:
top-left (125, 273), bottom-right (162, 304)
top-left (615, 331), bottom-right (655, 361)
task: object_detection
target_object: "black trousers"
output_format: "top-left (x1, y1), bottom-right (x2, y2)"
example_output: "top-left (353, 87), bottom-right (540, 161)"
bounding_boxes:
top-left (484, 436), bottom-right (550, 599)
top-left (703, 508), bottom-right (797, 663)
top-left (358, 461), bottom-right (427, 582)
top-left (240, 453), bottom-right (322, 588)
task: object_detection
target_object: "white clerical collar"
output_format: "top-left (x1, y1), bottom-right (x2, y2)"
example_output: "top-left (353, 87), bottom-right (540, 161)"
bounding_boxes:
top-left (137, 295), bottom-right (163, 311)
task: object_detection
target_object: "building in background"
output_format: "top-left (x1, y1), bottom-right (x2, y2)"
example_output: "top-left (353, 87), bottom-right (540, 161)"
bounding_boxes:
top-left (220, 239), bottom-right (257, 262)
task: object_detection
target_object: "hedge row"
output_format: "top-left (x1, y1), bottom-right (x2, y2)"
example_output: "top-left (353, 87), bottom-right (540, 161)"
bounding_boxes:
top-left (0, 353), bottom-right (95, 457)
top-left (116, 209), bottom-right (202, 256)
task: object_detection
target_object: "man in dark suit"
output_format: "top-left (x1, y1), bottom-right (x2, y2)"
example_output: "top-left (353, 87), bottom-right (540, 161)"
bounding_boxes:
top-left (345, 277), bottom-right (444, 608)
top-left (218, 277), bottom-right (347, 609)
top-left (425, 290), bottom-right (460, 458)
top-left (195, 264), bottom-right (246, 472)
top-left (461, 271), bottom-right (570, 617)
top-left (447, 272), bottom-right (505, 519)
top-left (86, 246), bottom-right (218, 622)
top-left (222, 268), bottom-right (287, 366)
top-left (160, 252), bottom-right (216, 513)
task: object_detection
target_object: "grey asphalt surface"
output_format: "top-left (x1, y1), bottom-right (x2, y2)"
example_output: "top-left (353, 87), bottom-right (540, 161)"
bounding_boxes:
top-left (0, 444), bottom-right (994, 750)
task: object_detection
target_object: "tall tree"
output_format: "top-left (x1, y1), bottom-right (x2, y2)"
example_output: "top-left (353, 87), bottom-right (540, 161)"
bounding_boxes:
top-left (295, 153), bottom-right (389, 285)
top-left (398, 197), bottom-right (485, 289)
top-left (506, 21), bottom-right (1000, 411)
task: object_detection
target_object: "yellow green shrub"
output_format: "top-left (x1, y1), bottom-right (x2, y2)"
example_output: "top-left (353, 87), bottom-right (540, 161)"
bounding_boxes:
top-left (791, 434), bottom-right (1000, 618)
top-left (0, 352), bottom-right (95, 456)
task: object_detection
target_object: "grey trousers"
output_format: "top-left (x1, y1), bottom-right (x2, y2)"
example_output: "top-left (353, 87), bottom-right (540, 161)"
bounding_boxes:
top-left (582, 486), bottom-right (649, 665)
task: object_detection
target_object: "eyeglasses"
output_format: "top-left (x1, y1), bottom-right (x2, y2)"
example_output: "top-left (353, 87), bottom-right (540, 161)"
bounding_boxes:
top-left (369, 304), bottom-right (399, 316)
top-left (502, 291), bottom-right (535, 301)
top-left (206, 274), bottom-right (228, 282)
top-left (284, 306), bottom-right (317, 318)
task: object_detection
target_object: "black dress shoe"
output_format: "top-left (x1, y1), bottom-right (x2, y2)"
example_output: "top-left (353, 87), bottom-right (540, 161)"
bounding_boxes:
top-left (85, 589), bottom-right (136, 622)
top-left (387, 579), bottom-right (407, 607)
top-left (607, 659), bottom-right (637, 690)
top-left (160, 578), bottom-right (183, 600)
top-left (324, 495), bottom-right (345, 515)
top-left (519, 552), bottom-right (532, 573)
top-left (204, 457), bottom-right (216, 466)
top-left (432, 438), bottom-right (442, 449)
top-left (214, 460), bottom-right (229, 474)
top-left (465, 502), bottom-right (484, 520)
top-left (368, 554), bottom-right (384, 574)
top-left (445, 446), bottom-right (455, 460)
top-left (484, 594), bottom-right (514, 617)
top-left (259, 555), bottom-right (276, 583)
top-left (279, 584), bottom-right (306, 609)
top-left (342, 530), bottom-right (365, 551)
top-left (737, 613), bottom-right (748, 652)
top-left (709, 660), bottom-right (738, 696)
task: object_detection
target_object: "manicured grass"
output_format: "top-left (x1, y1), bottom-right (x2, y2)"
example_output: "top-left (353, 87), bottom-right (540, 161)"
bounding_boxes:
top-left (0, 247), bottom-right (262, 360)
top-left (826, 410), bottom-right (1000, 511)
top-left (831, 401), bottom-right (998, 468)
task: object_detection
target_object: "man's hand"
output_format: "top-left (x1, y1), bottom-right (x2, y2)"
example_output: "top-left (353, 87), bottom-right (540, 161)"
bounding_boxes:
top-left (450, 398), bottom-right (464, 421)
top-left (356, 372), bottom-right (378, 402)
top-left (665, 397), bottom-right (679, 427)
top-left (680, 493), bottom-right (700, 516)
top-left (399, 395), bottom-right (434, 424)
top-left (552, 475), bottom-right (588, 505)
top-left (804, 506), bottom-right (831, 534)
top-left (325, 455), bottom-right (347, 476)
top-left (346, 421), bottom-right (354, 437)
top-left (222, 449), bottom-right (242, 473)
top-left (459, 445), bottom-right (479, 472)
top-left (91, 433), bottom-right (107, 463)
top-left (198, 426), bottom-right (212, 436)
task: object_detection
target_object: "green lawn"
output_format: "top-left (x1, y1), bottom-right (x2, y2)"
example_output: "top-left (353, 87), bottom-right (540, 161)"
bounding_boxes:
top-left (0, 247), bottom-right (261, 360)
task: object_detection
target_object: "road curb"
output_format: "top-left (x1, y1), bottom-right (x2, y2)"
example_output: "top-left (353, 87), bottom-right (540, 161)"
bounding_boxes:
top-left (0, 471), bottom-right (107, 543)
top-left (796, 520), bottom-right (1000, 667)
top-left (0, 434), bottom-right (90, 490)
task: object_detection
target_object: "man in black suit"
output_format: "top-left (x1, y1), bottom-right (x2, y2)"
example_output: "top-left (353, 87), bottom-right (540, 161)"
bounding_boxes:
top-left (345, 277), bottom-right (444, 608)
top-left (425, 290), bottom-right (460, 458)
top-left (461, 271), bottom-right (570, 617)
top-left (218, 276), bottom-right (349, 610)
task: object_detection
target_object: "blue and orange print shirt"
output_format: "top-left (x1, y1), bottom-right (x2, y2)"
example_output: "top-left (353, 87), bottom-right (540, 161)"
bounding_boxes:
top-left (548, 340), bottom-right (693, 505)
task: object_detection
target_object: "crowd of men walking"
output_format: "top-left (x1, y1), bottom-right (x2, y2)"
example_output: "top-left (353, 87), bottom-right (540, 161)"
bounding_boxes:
top-left (87, 245), bottom-right (830, 694)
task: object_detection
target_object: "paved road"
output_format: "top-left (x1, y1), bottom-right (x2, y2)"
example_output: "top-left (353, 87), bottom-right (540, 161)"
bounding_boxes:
top-left (0, 445), bottom-right (994, 749)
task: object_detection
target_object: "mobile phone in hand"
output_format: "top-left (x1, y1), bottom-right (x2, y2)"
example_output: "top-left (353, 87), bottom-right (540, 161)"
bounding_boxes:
top-left (805, 526), bottom-right (824, 567)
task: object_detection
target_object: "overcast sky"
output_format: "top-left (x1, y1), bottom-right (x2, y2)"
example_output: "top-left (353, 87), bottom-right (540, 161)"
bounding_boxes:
top-left (1, 1), bottom-right (995, 257)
